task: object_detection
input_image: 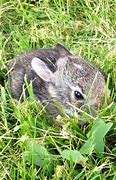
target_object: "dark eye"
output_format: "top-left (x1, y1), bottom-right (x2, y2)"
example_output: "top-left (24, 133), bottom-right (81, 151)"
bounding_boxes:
top-left (74, 91), bottom-right (84, 100)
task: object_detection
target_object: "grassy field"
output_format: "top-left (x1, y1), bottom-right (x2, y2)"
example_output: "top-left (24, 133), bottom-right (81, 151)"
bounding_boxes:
top-left (0, 0), bottom-right (116, 179)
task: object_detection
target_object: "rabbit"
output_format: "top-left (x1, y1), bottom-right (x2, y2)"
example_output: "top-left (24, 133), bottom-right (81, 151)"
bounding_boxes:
top-left (8, 44), bottom-right (108, 118)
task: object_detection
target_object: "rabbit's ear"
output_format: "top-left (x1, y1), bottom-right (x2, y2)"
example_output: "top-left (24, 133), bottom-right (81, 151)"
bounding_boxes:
top-left (56, 43), bottom-right (72, 55)
top-left (31, 57), bottom-right (54, 82)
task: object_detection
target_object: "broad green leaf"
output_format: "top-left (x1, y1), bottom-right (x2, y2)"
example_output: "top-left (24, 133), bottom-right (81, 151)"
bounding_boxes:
top-left (113, 175), bottom-right (116, 180)
top-left (80, 119), bottom-right (113, 155)
top-left (61, 149), bottom-right (87, 165)
top-left (87, 119), bottom-right (113, 139)
top-left (79, 136), bottom-right (95, 155)
top-left (24, 141), bottom-right (49, 167)
top-left (24, 150), bottom-right (44, 167)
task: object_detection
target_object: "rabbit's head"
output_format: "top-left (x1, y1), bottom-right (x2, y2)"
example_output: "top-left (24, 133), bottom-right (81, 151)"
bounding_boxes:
top-left (31, 47), bottom-right (108, 118)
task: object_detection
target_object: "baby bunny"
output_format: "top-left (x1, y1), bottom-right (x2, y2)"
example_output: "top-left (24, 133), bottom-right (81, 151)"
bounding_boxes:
top-left (8, 44), bottom-right (107, 118)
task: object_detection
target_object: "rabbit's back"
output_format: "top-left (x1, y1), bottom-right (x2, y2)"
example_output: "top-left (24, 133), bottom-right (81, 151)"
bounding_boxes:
top-left (8, 48), bottom-right (59, 99)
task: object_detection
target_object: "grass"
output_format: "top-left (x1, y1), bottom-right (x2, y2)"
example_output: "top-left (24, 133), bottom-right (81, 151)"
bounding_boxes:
top-left (0, 0), bottom-right (116, 179)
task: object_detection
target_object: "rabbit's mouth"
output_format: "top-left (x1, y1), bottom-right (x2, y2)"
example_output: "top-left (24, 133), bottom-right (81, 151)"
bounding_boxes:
top-left (65, 109), bottom-right (74, 118)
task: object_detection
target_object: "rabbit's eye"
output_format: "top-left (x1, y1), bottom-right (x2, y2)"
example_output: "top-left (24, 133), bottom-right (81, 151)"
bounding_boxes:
top-left (74, 91), bottom-right (84, 100)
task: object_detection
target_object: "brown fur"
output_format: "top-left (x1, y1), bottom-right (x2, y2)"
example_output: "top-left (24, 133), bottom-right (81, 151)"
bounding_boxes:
top-left (8, 44), bottom-right (107, 119)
